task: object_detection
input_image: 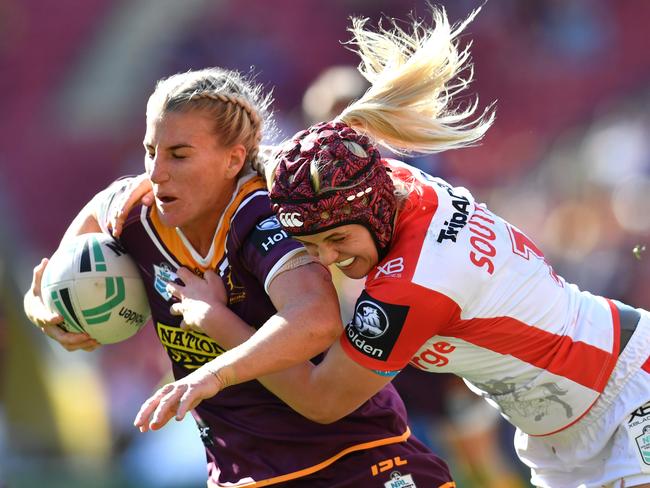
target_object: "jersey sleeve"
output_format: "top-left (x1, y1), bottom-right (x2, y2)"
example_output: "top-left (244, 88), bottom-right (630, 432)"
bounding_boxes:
top-left (94, 176), bottom-right (140, 234)
top-left (239, 215), bottom-right (305, 293)
top-left (340, 279), bottom-right (461, 372)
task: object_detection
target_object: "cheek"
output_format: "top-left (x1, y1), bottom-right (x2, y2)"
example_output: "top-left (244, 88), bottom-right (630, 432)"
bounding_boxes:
top-left (304, 246), bottom-right (319, 258)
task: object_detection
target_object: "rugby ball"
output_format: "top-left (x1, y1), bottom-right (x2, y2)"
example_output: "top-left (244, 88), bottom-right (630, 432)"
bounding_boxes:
top-left (41, 233), bottom-right (150, 344)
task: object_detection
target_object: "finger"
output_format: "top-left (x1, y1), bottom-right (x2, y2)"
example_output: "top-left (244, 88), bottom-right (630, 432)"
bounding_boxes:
top-left (111, 206), bottom-right (128, 238)
top-left (175, 267), bottom-right (196, 283)
top-left (61, 338), bottom-right (100, 352)
top-left (150, 385), bottom-right (187, 430)
top-left (32, 258), bottom-right (49, 296)
top-left (203, 269), bottom-right (227, 303)
top-left (176, 387), bottom-right (201, 420)
top-left (141, 191), bottom-right (154, 207)
top-left (170, 303), bottom-right (183, 316)
top-left (166, 282), bottom-right (182, 299)
top-left (134, 384), bottom-right (174, 431)
top-left (34, 309), bottom-right (64, 327)
top-left (179, 320), bottom-right (202, 333)
top-left (203, 269), bottom-right (218, 284)
top-left (112, 176), bottom-right (152, 237)
top-left (111, 213), bottom-right (123, 238)
top-left (43, 323), bottom-right (87, 341)
top-left (43, 325), bottom-right (100, 351)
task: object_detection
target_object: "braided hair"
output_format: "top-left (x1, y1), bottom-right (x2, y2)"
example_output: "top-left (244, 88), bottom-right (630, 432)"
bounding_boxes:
top-left (146, 68), bottom-right (274, 175)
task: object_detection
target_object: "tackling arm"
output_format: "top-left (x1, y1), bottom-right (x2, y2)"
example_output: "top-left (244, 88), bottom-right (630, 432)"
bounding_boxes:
top-left (134, 262), bottom-right (393, 428)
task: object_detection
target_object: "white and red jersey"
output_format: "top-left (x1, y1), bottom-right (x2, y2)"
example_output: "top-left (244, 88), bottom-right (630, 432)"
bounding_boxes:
top-left (341, 160), bottom-right (625, 436)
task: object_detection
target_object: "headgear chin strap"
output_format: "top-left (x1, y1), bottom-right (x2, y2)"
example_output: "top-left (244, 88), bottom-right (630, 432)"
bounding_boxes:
top-left (269, 121), bottom-right (397, 259)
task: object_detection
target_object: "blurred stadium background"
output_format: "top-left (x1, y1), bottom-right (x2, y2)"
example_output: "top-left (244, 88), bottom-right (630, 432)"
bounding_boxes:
top-left (2, 0), bottom-right (650, 486)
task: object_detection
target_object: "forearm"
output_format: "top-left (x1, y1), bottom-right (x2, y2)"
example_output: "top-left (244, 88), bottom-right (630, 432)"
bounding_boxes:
top-left (201, 303), bottom-right (347, 421)
top-left (200, 299), bottom-right (330, 384)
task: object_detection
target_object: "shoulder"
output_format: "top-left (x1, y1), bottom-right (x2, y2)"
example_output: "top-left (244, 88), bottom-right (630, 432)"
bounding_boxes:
top-left (227, 175), bottom-right (273, 243)
top-left (94, 175), bottom-right (144, 232)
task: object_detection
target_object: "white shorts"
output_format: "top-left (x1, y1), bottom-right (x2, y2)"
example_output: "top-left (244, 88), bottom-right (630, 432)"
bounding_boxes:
top-left (515, 307), bottom-right (650, 488)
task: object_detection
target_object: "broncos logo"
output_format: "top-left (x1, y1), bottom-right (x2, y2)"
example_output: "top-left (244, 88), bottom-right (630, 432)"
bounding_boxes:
top-left (224, 266), bottom-right (246, 304)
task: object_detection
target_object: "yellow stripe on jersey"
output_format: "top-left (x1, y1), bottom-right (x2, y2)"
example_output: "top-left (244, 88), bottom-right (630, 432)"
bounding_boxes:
top-left (208, 428), bottom-right (413, 487)
top-left (148, 176), bottom-right (267, 273)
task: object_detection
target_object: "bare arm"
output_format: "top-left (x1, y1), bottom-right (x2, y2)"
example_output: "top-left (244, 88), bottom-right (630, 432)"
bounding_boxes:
top-left (134, 263), bottom-right (393, 430)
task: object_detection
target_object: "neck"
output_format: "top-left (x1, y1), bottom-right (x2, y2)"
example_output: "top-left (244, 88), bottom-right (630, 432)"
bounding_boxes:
top-left (180, 222), bottom-right (218, 258)
top-left (180, 183), bottom-right (236, 257)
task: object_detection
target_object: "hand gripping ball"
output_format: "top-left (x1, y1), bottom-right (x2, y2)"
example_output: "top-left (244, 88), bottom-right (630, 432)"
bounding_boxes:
top-left (41, 233), bottom-right (151, 344)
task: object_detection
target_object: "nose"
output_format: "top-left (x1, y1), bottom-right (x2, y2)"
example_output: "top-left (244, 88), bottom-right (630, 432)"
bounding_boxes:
top-left (316, 243), bottom-right (339, 266)
top-left (147, 155), bottom-right (170, 184)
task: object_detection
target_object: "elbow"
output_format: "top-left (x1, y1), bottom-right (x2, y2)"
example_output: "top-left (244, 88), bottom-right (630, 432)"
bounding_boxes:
top-left (301, 404), bottom-right (348, 425)
top-left (313, 299), bottom-right (343, 345)
top-left (320, 318), bottom-right (342, 345)
top-left (299, 306), bottom-right (342, 353)
top-left (294, 391), bottom-right (351, 424)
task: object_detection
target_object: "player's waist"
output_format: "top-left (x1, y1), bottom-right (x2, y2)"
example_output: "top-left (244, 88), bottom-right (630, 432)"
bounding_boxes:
top-left (206, 427), bottom-right (412, 487)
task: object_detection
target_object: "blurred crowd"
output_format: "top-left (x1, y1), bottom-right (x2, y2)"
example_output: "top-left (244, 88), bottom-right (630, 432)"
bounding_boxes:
top-left (2, 0), bottom-right (650, 486)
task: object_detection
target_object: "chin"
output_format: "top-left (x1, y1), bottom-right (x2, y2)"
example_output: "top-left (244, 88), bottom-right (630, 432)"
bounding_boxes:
top-left (341, 264), bottom-right (370, 280)
top-left (156, 208), bottom-right (181, 228)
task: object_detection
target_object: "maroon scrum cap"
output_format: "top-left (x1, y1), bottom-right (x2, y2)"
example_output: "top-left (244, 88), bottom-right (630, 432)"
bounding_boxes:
top-left (269, 121), bottom-right (396, 256)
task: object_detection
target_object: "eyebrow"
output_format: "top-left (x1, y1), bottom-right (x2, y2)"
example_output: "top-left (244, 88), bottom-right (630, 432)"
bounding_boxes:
top-left (142, 142), bottom-right (194, 151)
top-left (168, 144), bottom-right (194, 151)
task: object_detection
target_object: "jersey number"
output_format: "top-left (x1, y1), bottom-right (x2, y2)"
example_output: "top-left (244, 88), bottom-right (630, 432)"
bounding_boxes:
top-left (507, 224), bottom-right (563, 287)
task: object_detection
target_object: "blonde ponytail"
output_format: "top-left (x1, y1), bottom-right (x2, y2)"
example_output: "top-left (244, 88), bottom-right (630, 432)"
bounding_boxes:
top-left (338, 7), bottom-right (495, 155)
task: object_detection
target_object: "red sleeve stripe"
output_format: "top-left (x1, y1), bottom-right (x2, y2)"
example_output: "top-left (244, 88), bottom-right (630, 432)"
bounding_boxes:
top-left (447, 306), bottom-right (619, 392)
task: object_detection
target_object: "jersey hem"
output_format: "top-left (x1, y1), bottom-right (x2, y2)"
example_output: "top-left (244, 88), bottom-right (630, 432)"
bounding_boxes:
top-left (207, 427), bottom-right (412, 487)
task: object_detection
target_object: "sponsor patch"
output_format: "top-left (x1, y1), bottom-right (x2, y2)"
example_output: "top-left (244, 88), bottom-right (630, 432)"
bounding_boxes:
top-left (345, 291), bottom-right (408, 361)
top-left (256, 216), bottom-right (282, 231)
top-left (625, 400), bottom-right (650, 473)
top-left (278, 211), bottom-right (303, 228)
top-left (436, 183), bottom-right (471, 244)
top-left (153, 263), bottom-right (178, 301)
top-left (375, 257), bottom-right (404, 279)
top-left (384, 471), bottom-right (417, 488)
top-left (249, 218), bottom-right (292, 255)
top-left (156, 322), bottom-right (225, 370)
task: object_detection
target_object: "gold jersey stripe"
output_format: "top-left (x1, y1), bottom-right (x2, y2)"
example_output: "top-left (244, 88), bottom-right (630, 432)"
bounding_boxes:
top-left (149, 177), bottom-right (267, 272)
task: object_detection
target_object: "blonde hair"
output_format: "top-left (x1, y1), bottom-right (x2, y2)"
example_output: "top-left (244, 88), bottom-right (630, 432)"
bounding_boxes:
top-left (338, 6), bottom-right (494, 155)
top-left (146, 68), bottom-right (274, 175)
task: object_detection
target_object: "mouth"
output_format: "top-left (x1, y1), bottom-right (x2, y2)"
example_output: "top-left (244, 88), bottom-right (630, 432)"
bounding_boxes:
top-left (155, 194), bottom-right (177, 205)
top-left (335, 257), bottom-right (355, 269)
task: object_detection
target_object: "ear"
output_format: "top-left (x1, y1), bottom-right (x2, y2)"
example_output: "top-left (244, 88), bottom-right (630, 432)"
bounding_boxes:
top-left (225, 144), bottom-right (247, 178)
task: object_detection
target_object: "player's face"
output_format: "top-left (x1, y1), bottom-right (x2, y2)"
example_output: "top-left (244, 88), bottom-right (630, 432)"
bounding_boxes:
top-left (143, 109), bottom-right (245, 242)
top-left (294, 224), bottom-right (379, 279)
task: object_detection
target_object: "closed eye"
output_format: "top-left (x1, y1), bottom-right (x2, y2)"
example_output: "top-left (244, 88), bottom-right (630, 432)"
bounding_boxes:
top-left (327, 236), bottom-right (345, 244)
